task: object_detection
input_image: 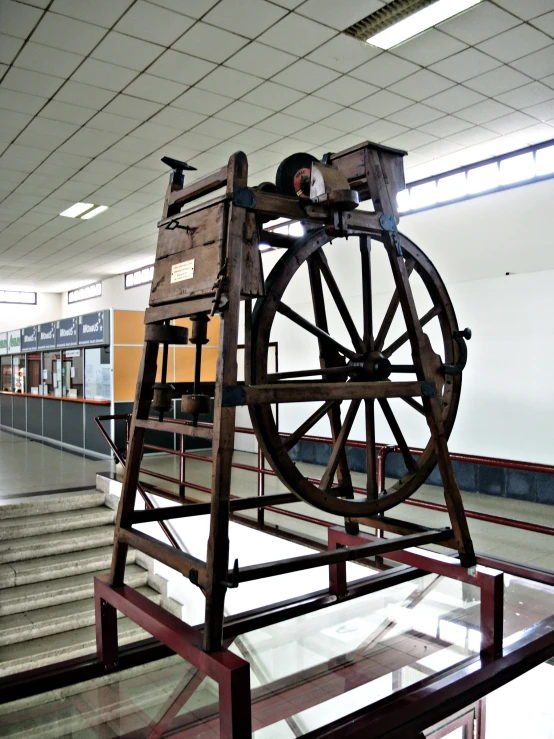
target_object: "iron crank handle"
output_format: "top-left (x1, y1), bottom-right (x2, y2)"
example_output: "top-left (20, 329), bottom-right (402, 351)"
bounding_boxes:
top-left (442, 328), bottom-right (472, 376)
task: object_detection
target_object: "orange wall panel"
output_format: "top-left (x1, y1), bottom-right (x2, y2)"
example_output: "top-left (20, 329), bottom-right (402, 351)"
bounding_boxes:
top-left (114, 346), bottom-right (174, 401)
top-left (174, 315), bottom-right (220, 346)
top-left (114, 310), bottom-right (145, 345)
top-left (175, 347), bottom-right (218, 382)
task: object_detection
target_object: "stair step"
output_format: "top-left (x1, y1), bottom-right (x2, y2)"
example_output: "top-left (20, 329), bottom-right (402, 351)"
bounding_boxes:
top-left (0, 490), bottom-right (104, 520)
top-left (0, 585), bottom-right (160, 646)
top-left (0, 546), bottom-right (136, 589)
top-left (0, 563), bottom-right (147, 617)
top-left (0, 507), bottom-right (116, 541)
top-left (0, 615), bottom-right (152, 678)
top-left (0, 526), bottom-right (116, 564)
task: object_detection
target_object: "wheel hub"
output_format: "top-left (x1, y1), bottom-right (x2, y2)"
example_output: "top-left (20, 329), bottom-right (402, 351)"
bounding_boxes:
top-left (347, 352), bottom-right (392, 381)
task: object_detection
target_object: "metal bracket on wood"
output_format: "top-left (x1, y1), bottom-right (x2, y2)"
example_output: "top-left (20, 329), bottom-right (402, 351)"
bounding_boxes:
top-left (380, 214), bottom-right (403, 256)
top-left (233, 186), bottom-right (257, 209)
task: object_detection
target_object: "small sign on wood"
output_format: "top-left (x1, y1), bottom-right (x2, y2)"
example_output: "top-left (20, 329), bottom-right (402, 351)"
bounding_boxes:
top-left (171, 259), bottom-right (195, 283)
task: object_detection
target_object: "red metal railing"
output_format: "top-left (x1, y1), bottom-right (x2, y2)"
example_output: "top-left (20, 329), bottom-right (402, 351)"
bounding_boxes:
top-left (96, 414), bottom-right (554, 542)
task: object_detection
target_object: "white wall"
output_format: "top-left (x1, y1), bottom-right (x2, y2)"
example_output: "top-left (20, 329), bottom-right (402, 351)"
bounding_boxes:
top-left (0, 292), bottom-right (62, 332)
top-left (59, 273), bottom-right (150, 319)
top-left (259, 178), bottom-right (554, 466)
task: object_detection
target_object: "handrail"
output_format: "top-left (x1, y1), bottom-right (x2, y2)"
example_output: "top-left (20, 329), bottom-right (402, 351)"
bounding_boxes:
top-left (95, 413), bottom-right (554, 550)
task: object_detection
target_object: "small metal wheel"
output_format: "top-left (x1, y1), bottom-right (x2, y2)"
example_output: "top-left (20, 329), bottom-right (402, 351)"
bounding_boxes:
top-left (249, 227), bottom-right (462, 518)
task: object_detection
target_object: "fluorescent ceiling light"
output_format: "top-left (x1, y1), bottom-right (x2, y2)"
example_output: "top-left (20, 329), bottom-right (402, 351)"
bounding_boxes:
top-left (499, 152), bottom-right (535, 185)
top-left (81, 205), bottom-right (109, 220)
top-left (437, 172), bottom-right (467, 202)
top-left (367, 0), bottom-right (482, 49)
top-left (59, 202), bottom-right (94, 218)
top-left (535, 145), bottom-right (554, 176)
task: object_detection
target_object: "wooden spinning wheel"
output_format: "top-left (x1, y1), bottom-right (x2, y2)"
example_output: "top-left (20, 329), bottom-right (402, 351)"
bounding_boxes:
top-left (249, 227), bottom-right (463, 519)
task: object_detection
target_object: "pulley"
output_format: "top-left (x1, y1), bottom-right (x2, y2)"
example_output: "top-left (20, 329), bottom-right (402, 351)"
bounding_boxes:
top-left (275, 153), bottom-right (319, 198)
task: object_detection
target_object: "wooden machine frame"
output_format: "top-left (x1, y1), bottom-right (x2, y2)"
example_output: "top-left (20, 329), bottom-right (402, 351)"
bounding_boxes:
top-left (95, 141), bottom-right (497, 737)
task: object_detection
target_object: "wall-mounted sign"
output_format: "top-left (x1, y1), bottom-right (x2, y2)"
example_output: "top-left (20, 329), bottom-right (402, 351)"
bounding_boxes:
top-left (78, 310), bottom-right (109, 346)
top-left (8, 330), bottom-right (21, 354)
top-left (0, 333), bottom-right (7, 356)
top-left (21, 325), bottom-right (38, 352)
top-left (56, 317), bottom-right (78, 349)
top-left (37, 322), bottom-right (56, 351)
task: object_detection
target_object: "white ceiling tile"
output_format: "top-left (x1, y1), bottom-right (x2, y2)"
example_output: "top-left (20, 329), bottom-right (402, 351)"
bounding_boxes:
top-left (44, 151), bottom-right (91, 169)
top-left (149, 105), bottom-right (206, 135)
top-left (114, 1), bottom-right (194, 45)
top-left (7, 130), bottom-right (60, 152)
top-left (40, 100), bottom-right (96, 125)
top-left (14, 41), bottom-right (84, 78)
top-left (242, 81), bottom-right (304, 111)
top-left (495, 81), bottom-right (554, 108)
top-left (2, 68), bottom-right (60, 102)
top-left (0, 0), bottom-right (42, 39)
top-left (91, 32), bottom-right (163, 72)
top-left (148, 50), bottom-right (217, 85)
top-left (389, 70), bottom-right (454, 101)
top-left (350, 52), bottom-right (419, 87)
top-left (71, 59), bottom-right (138, 93)
top-left (389, 103), bottom-right (444, 127)
top-left (541, 73), bottom-right (554, 90)
top-left (124, 74), bottom-right (187, 104)
top-left (4, 142), bottom-right (47, 163)
top-left (217, 101), bottom-right (273, 126)
top-left (229, 127), bottom-right (283, 149)
top-left (0, 109), bottom-right (32, 131)
top-left (392, 29), bottom-right (467, 66)
top-left (446, 126), bottom-right (498, 146)
top-left (49, 0), bottom-right (134, 27)
top-left (511, 46), bottom-right (554, 79)
top-left (493, 0), bottom-right (554, 21)
top-left (257, 13), bottom-right (335, 55)
top-left (524, 98), bottom-right (554, 121)
top-left (225, 42), bottom-right (297, 79)
top-left (424, 85), bottom-right (486, 113)
top-left (419, 116), bottom-right (472, 137)
top-left (32, 12), bottom-right (106, 54)
top-left (314, 77), bottom-right (379, 106)
top-left (55, 81), bottom-right (116, 110)
top-left (257, 113), bottom-right (309, 136)
top-left (284, 96), bottom-right (343, 122)
top-left (190, 117), bottom-right (245, 140)
top-left (0, 61), bottom-right (8, 78)
top-left (323, 132), bottom-right (367, 152)
top-left (129, 121), bottom-right (180, 145)
top-left (83, 159), bottom-right (130, 176)
top-left (430, 49), bottom-right (502, 83)
top-left (296, 0), bottom-right (383, 29)
top-left (293, 123), bottom-right (343, 146)
top-left (59, 128), bottom-right (123, 157)
top-left (171, 88), bottom-right (234, 115)
top-left (197, 66), bottom-right (262, 97)
top-left (411, 139), bottom-right (462, 160)
top-left (272, 60), bottom-right (340, 94)
top-left (168, 131), bottom-right (221, 153)
top-left (0, 34), bottom-right (23, 65)
top-left (102, 94), bottom-right (164, 120)
top-left (204, 0), bottom-right (287, 38)
top-left (307, 35), bottom-right (380, 74)
top-left (319, 108), bottom-right (376, 133)
top-left (173, 22), bottom-right (248, 64)
top-left (476, 24), bottom-right (552, 63)
top-left (25, 116), bottom-right (78, 140)
top-left (383, 130), bottom-right (437, 151)
top-left (352, 90), bottom-right (412, 118)
top-left (269, 0), bottom-right (303, 8)
top-left (149, 0), bottom-right (218, 18)
top-left (530, 10), bottom-right (554, 36)
top-left (456, 99), bottom-right (514, 124)
top-left (483, 111), bottom-right (538, 134)
top-left (437, 2), bottom-right (520, 44)
top-left (465, 66), bottom-right (533, 96)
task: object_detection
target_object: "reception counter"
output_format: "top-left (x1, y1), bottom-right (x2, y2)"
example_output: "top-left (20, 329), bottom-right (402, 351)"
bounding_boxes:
top-left (0, 391), bottom-right (111, 457)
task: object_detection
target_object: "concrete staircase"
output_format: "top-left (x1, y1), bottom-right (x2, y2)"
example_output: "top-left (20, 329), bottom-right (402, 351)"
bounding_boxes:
top-left (0, 489), bottom-right (177, 679)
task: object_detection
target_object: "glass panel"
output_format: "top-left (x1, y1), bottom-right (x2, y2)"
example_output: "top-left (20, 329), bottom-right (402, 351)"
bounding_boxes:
top-left (467, 162), bottom-right (499, 194)
top-left (84, 346), bottom-right (110, 400)
top-left (397, 189), bottom-right (411, 212)
top-left (25, 353), bottom-right (42, 394)
top-left (11, 355), bottom-right (24, 393)
top-left (62, 349), bottom-right (84, 398)
top-left (499, 152), bottom-right (535, 185)
top-left (437, 172), bottom-right (468, 202)
top-left (410, 181), bottom-right (438, 209)
top-left (42, 351), bottom-right (62, 396)
top-left (1, 356), bottom-right (12, 392)
top-left (535, 144), bottom-right (554, 176)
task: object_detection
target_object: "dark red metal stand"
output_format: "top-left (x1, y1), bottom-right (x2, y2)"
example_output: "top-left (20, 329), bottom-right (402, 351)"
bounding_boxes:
top-left (94, 575), bottom-right (251, 738)
top-left (329, 526), bottom-right (504, 659)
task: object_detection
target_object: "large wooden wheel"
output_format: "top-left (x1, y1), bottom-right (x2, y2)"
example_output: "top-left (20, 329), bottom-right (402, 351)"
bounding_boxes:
top-left (249, 225), bottom-right (462, 519)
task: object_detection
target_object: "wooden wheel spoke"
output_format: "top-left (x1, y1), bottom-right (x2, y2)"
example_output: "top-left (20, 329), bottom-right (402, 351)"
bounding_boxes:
top-left (277, 301), bottom-right (358, 361)
top-left (268, 366), bottom-right (353, 382)
top-left (383, 305), bottom-right (441, 358)
top-left (402, 397), bottom-right (425, 415)
top-left (283, 400), bottom-right (337, 451)
top-left (374, 258), bottom-right (415, 353)
top-left (319, 399), bottom-right (361, 493)
top-left (312, 250), bottom-right (364, 354)
top-left (364, 398), bottom-right (377, 499)
top-left (378, 398), bottom-right (417, 473)
top-left (360, 236), bottom-right (373, 350)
